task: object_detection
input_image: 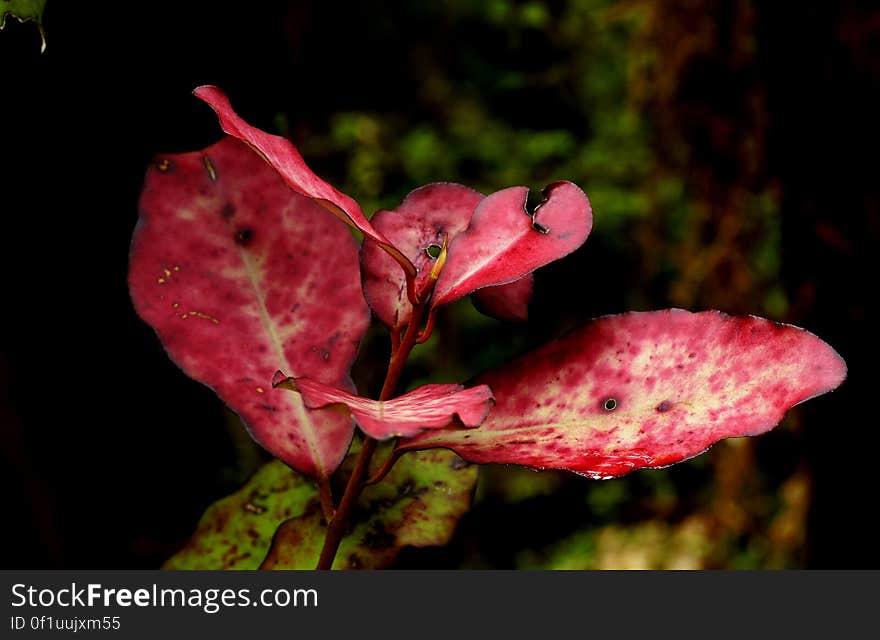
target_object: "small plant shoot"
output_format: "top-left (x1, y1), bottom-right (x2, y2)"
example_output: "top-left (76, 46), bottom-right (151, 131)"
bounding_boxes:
top-left (129, 86), bottom-right (846, 570)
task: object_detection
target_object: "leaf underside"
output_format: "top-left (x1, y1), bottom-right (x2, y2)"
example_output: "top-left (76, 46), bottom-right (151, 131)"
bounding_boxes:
top-left (164, 449), bottom-right (478, 570)
top-left (400, 309), bottom-right (846, 479)
top-left (472, 273), bottom-right (534, 322)
top-left (129, 137), bottom-right (370, 479)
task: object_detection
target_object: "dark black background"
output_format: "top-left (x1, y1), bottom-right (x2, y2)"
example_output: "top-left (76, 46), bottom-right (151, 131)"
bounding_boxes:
top-left (1, 1), bottom-right (877, 568)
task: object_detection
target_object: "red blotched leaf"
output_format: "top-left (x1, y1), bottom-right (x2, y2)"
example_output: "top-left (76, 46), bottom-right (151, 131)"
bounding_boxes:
top-left (129, 137), bottom-right (370, 479)
top-left (193, 85), bottom-right (415, 277)
top-left (361, 183), bottom-right (540, 330)
top-left (272, 373), bottom-right (494, 440)
top-left (430, 181), bottom-right (592, 310)
top-left (400, 310), bottom-right (846, 479)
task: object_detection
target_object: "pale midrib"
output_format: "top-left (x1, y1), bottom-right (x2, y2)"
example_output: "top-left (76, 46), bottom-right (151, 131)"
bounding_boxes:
top-left (417, 418), bottom-right (631, 443)
top-left (232, 216), bottom-right (327, 477)
top-left (442, 226), bottom-right (526, 296)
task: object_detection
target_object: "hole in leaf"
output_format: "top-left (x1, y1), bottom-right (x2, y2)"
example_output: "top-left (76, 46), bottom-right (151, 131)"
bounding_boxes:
top-left (425, 244), bottom-right (442, 259)
top-left (525, 188), bottom-right (544, 214)
top-left (603, 398), bottom-right (618, 412)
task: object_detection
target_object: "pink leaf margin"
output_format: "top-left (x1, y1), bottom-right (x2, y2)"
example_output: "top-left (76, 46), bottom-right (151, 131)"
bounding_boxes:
top-left (400, 309), bottom-right (846, 479)
top-left (273, 372), bottom-right (495, 440)
top-left (193, 85), bottom-right (416, 278)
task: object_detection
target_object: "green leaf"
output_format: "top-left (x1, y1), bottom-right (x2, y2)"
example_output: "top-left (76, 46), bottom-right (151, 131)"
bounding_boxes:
top-left (165, 449), bottom-right (477, 570)
top-left (261, 449), bottom-right (478, 569)
top-left (1, 0), bottom-right (47, 52)
top-left (163, 460), bottom-right (317, 570)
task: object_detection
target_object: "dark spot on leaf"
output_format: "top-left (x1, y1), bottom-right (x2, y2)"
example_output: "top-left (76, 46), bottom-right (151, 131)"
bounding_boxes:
top-left (656, 400), bottom-right (673, 413)
top-left (603, 398), bottom-right (618, 411)
top-left (362, 522), bottom-right (395, 551)
top-left (261, 404), bottom-right (277, 412)
top-left (221, 202), bottom-right (236, 219)
top-left (213, 510), bottom-right (231, 532)
top-left (688, 352), bottom-right (696, 359)
top-left (365, 496), bottom-right (396, 512)
top-left (310, 345), bottom-right (330, 361)
top-left (398, 480), bottom-right (416, 496)
top-left (235, 228), bottom-right (253, 245)
top-left (450, 456), bottom-right (471, 470)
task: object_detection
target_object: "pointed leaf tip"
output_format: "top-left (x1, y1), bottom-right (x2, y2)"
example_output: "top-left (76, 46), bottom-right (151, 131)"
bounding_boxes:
top-left (193, 85), bottom-right (415, 278)
top-left (274, 376), bottom-right (495, 440)
top-left (400, 310), bottom-right (845, 479)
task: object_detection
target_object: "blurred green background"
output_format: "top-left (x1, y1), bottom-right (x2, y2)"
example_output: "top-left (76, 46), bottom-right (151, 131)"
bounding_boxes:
top-left (1, 0), bottom-right (875, 568)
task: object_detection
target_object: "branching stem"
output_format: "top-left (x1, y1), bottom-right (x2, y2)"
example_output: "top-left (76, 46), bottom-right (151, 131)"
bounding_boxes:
top-left (314, 300), bottom-right (427, 569)
top-left (365, 443), bottom-right (402, 485)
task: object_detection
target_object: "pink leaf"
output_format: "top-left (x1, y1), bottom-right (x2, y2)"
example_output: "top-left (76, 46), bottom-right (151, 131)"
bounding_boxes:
top-left (361, 183), bottom-right (542, 329)
top-left (129, 137), bottom-right (370, 479)
top-left (193, 85), bottom-right (415, 278)
top-left (430, 181), bottom-right (592, 310)
top-left (272, 373), bottom-right (494, 440)
top-left (472, 274), bottom-right (534, 322)
top-left (361, 182), bottom-right (483, 329)
top-left (400, 310), bottom-right (846, 479)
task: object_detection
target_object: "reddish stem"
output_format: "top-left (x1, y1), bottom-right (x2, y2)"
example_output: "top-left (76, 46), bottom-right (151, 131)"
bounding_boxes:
top-left (314, 301), bottom-right (427, 569)
top-left (366, 443), bottom-right (402, 485)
